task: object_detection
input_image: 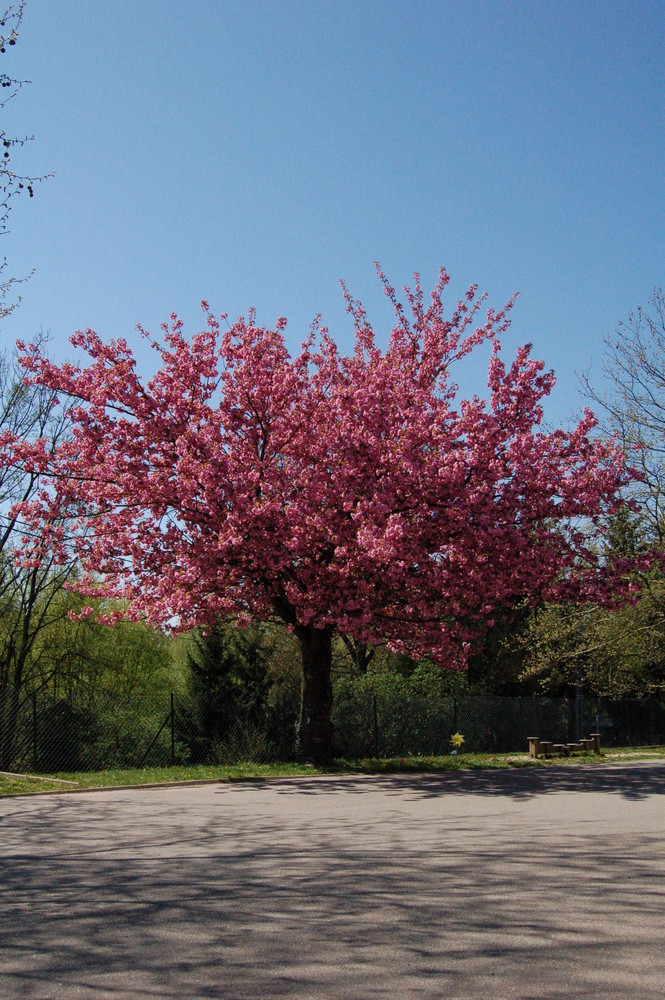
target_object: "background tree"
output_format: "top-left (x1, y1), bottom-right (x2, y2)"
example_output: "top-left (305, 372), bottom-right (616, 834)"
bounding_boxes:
top-left (0, 1), bottom-right (48, 318)
top-left (30, 586), bottom-right (176, 704)
top-left (184, 621), bottom-right (272, 752)
top-left (339, 635), bottom-right (375, 676)
top-left (3, 269), bottom-right (639, 763)
top-left (560, 289), bottom-right (665, 698)
top-left (465, 602), bottom-right (532, 694)
top-left (0, 342), bottom-right (76, 767)
top-left (582, 288), bottom-right (665, 547)
top-left (519, 503), bottom-right (665, 698)
top-left (520, 587), bottom-right (665, 699)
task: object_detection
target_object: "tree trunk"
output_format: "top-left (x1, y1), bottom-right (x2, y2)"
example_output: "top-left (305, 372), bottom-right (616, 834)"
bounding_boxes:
top-left (0, 679), bottom-right (22, 771)
top-left (0, 634), bottom-right (24, 770)
top-left (342, 635), bottom-right (375, 675)
top-left (295, 624), bottom-right (334, 765)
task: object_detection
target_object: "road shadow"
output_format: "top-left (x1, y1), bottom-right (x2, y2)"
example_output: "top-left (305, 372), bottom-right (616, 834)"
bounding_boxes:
top-left (1, 778), bottom-right (665, 999)
top-left (257, 760), bottom-right (665, 802)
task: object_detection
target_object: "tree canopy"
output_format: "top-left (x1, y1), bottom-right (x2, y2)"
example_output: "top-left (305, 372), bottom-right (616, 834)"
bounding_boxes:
top-left (1, 268), bottom-right (639, 760)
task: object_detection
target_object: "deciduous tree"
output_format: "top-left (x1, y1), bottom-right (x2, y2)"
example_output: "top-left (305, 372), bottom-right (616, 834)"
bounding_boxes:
top-left (0, 341), bottom-right (74, 767)
top-left (2, 269), bottom-right (639, 762)
top-left (581, 288), bottom-right (665, 546)
top-left (0, 1), bottom-right (49, 318)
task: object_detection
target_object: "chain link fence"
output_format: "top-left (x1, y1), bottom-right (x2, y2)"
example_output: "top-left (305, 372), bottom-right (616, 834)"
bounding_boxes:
top-left (0, 685), bottom-right (301, 774)
top-left (2, 687), bottom-right (665, 774)
top-left (332, 691), bottom-right (665, 758)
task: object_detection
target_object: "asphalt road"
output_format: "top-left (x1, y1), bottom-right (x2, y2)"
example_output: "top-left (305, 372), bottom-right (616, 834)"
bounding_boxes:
top-left (1, 762), bottom-right (665, 999)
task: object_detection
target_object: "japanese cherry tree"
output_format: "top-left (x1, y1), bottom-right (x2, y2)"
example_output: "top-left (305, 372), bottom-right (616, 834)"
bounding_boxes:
top-left (2, 269), bottom-right (636, 762)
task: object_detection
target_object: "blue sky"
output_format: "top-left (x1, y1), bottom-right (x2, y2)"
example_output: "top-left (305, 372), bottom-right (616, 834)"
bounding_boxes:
top-left (1, 0), bottom-right (663, 426)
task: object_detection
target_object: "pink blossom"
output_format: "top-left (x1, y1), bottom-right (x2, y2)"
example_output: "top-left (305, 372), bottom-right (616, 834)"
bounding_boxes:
top-left (1, 267), bottom-right (638, 671)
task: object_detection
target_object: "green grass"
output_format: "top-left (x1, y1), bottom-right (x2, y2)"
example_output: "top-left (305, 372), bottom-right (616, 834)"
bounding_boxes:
top-left (603, 746), bottom-right (665, 760)
top-left (0, 774), bottom-right (74, 795)
top-left (2, 746), bottom-right (664, 796)
top-left (3, 746), bottom-right (659, 796)
top-left (0, 761), bottom-right (326, 795)
top-left (0, 763), bottom-right (321, 795)
top-left (330, 752), bottom-right (544, 773)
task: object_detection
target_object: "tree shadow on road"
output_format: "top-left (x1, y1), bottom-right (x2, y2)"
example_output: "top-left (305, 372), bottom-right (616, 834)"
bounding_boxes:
top-left (2, 763), bottom-right (665, 998)
top-left (1, 783), bottom-right (665, 999)
top-left (261, 760), bottom-right (665, 801)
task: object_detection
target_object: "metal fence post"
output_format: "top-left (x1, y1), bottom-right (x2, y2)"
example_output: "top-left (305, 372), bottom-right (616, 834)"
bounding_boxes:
top-left (32, 691), bottom-right (38, 772)
top-left (626, 700), bottom-right (631, 746)
top-left (574, 673), bottom-right (582, 742)
top-left (453, 697), bottom-right (458, 733)
top-left (373, 695), bottom-right (379, 758)
top-left (283, 693), bottom-right (289, 760)
top-left (170, 692), bottom-right (175, 766)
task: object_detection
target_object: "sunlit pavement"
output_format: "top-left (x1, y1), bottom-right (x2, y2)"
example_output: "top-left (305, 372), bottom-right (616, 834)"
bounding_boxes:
top-left (2, 762), bottom-right (665, 999)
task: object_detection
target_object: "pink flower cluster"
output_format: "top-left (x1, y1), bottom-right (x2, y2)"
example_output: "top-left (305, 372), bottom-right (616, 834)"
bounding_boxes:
top-left (1, 268), bottom-right (638, 667)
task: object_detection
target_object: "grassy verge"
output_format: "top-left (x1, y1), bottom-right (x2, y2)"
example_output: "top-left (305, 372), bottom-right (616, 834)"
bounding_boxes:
top-left (0, 761), bottom-right (321, 795)
top-left (330, 752), bottom-right (545, 773)
top-left (0, 773), bottom-right (81, 795)
top-left (6, 746), bottom-right (662, 796)
top-left (3, 747), bottom-right (664, 796)
top-left (603, 746), bottom-right (665, 760)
